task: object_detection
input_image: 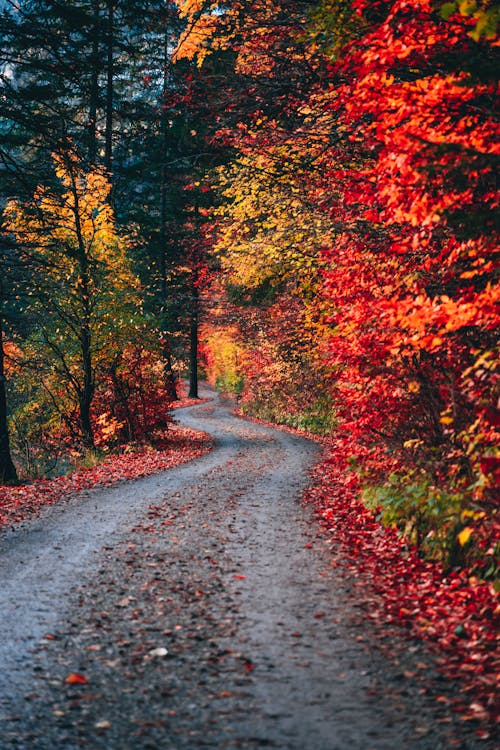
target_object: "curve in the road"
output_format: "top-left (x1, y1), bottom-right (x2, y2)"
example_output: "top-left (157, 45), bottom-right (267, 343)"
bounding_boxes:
top-left (0, 387), bottom-right (482, 749)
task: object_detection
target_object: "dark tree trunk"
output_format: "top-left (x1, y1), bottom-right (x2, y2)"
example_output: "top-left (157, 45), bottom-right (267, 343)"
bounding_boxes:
top-left (188, 280), bottom-right (198, 399)
top-left (109, 362), bottom-right (135, 441)
top-left (87, 0), bottom-right (100, 164)
top-left (158, 23), bottom-right (178, 401)
top-left (79, 321), bottom-right (95, 449)
top-left (69, 166), bottom-right (96, 449)
top-left (159, 161), bottom-right (178, 401)
top-left (161, 339), bottom-right (178, 401)
top-left (0, 314), bottom-right (18, 485)
top-left (159, 169), bottom-right (178, 401)
top-left (104, 0), bottom-right (114, 174)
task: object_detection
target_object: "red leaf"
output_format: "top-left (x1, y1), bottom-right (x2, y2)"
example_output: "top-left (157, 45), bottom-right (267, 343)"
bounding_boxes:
top-left (65, 673), bottom-right (88, 685)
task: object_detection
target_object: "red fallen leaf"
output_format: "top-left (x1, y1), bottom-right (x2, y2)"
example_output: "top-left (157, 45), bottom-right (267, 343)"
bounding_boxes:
top-left (43, 633), bottom-right (58, 640)
top-left (460, 702), bottom-right (489, 722)
top-left (313, 612), bottom-right (325, 619)
top-left (291, 631), bottom-right (302, 637)
top-left (304, 543), bottom-right (313, 549)
top-left (303, 445), bottom-right (500, 730)
top-left (233, 574), bottom-right (246, 579)
top-left (243, 659), bottom-right (254, 671)
top-left (65, 673), bottom-right (88, 685)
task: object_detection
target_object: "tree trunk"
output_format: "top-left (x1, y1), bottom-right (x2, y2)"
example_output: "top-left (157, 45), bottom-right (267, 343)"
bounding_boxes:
top-left (109, 362), bottom-right (135, 441)
top-left (158, 22), bottom-right (178, 401)
top-left (188, 279), bottom-right (199, 399)
top-left (79, 321), bottom-right (95, 449)
top-left (0, 313), bottom-right (18, 485)
top-left (69, 167), bottom-right (96, 449)
top-left (87, 0), bottom-right (100, 165)
top-left (159, 161), bottom-right (178, 401)
top-left (161, 339), bottom-right (178, 401)
top-left (104, 0), bottom-right (114, 174)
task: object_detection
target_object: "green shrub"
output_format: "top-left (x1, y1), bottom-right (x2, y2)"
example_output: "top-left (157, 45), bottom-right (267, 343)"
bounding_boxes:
top-left (361, 473), bottom-right (485, 570)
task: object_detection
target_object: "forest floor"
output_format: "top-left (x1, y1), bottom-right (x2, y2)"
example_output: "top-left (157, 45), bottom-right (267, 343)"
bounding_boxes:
top-left (0, 386), bottom-right (497, 749)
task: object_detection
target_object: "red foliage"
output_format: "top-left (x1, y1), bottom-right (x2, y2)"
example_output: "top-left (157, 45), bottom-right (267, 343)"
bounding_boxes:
top-left (93, 346), bottom-right (177, 447)
top-left (306, 0), bottom-right (500, 569)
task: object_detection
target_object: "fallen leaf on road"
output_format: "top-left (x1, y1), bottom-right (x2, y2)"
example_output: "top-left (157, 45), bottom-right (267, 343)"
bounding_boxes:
top-left (460, 702), bottom-right (489, 721)
top-left (64, 673), bottom-right (88, 685)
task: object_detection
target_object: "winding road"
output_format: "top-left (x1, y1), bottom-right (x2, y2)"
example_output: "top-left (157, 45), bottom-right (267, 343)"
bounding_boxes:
top-left (0, 388), bottom-right (484, 748)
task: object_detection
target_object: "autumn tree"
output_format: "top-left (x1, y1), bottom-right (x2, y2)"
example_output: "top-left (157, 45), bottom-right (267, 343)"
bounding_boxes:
top-left (301, 0), bottom-right (499, 567)
top-left (175, 0), bottom-right (334, 415)
top-left (0, 0), bottom-right (185, 465)
top-left (4, 148), bottom-right (141, 449)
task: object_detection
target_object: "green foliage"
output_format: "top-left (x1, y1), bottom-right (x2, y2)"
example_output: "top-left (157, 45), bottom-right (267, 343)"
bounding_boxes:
top-left (361, 472), bottom-right (493, 572)
top-left (303, 0), bottom-right (364, 60)
top-left (439, 0), bottom-right (499, 40)
top-left (215, 374), bottom-right (245, 396)
top-left (240, 396), bottom-right (337, 436)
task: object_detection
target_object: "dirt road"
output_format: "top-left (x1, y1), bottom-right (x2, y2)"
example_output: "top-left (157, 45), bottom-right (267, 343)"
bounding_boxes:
top-left (0, 388), bottom-right (486, 748)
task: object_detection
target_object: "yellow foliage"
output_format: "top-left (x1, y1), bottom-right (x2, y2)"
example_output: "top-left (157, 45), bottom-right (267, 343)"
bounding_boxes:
top-left (440, 415), bottom-right (454, 425)
top-left (3, 148), bottom-right (143, 376)
top-left (203, 326), bottom-right (244, 387)
top-left (214, 150), bottom-right (331, 289)
top-left (173, 1), bottom-right (310, 70)
top-left (457, 526), bottom-right (473, 546)
top-left (4, 151), bottom-right (138, 293)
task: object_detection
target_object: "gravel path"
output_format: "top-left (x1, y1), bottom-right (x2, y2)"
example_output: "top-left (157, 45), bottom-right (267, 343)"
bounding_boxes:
top-left (0, 388), bottom-right (490, 749)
